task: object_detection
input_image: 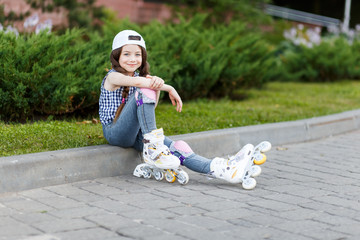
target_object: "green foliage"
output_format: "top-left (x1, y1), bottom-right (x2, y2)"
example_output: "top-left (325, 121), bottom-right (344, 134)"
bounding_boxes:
top-left (0, 30), bottom-right (108, 121)
top-left (167, 0), bottom-right (271, 26)
top-left (141, 15), bottom-right (276, 99)
top-left (278, 37), bottom-right (360, 82)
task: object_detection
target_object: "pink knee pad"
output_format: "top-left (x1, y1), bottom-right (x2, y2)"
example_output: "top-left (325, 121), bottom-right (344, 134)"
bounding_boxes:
top-left (173, 141), bottom-right (193, 154)
top-left (141, 88), bottom-right (156, 101)
top-left (170, 140), bottom-right (193, 156)
top-left (136, 88), bottom-right (156, 106)
top-left (170, 140), bottom-right (194, 165)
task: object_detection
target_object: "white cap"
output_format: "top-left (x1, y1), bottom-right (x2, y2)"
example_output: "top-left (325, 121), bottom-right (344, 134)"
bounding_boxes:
top-left (112, 30), bottom-right (146, 51)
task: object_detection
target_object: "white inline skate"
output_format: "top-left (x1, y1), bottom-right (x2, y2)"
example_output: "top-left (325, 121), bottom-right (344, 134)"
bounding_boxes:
top-left (209, 141), bottom-right (271, 190)
top-left (133, 128), bottom-right (190, 185)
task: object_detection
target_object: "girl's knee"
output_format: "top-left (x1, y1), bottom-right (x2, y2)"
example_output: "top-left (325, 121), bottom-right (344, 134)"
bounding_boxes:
top-left (135, 88), bottom-right (156, 105)
top-left (170, 140), bottom-right (194, 165)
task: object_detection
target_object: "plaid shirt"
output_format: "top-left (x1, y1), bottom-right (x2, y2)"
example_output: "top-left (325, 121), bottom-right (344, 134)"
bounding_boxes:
top-left (99, 69), bottom-right (136, 125)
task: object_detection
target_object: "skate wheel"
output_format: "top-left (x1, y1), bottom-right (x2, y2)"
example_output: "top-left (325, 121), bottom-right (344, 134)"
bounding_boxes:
top-left (177, 170), bottom-right (189, 185)
top-left (253, 153), bottom-right (266, 165)
top-left (143, 169), bottom-right (152, 179)
top-left (242, 178), bottom-right (256, 190)
top-left (154, 170), bottom-right (164, 181)
top-left (165, 170), bottom-right (176, 183)
top-left (250, 165), bottom-right (261, 177)
top-left (256, 141), bottom-right (272, 152)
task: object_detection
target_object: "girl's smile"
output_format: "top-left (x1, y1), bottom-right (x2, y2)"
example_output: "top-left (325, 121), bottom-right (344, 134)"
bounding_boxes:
top-left (119, 44), bottom-right (142, 75)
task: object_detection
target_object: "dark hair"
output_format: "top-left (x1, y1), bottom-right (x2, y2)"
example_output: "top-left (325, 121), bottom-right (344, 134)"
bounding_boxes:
top-left (110, 46), bottom-right (150, 123)
top-left (110, 46), bottom-right (150, 77)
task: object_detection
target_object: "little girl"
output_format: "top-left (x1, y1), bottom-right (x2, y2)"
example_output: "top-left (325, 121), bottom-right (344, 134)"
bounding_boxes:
top-left (99, 30), bottom-right (267, 189)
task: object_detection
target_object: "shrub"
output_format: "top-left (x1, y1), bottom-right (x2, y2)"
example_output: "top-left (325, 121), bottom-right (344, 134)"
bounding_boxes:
top-left (0, 14), bottom-right (276, 121)
top-left (142, 15), bottom-right (276, 99)
top-left (0, 30), bottom-right (108, 121)
top-left (278, 36), bottom-right (360, 82)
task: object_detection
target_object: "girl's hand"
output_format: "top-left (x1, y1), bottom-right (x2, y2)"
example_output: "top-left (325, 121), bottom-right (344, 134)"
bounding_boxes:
top-left (146, 75), bottom-right (164, 90)
top-left (169, 88), bottom-right (183, 113)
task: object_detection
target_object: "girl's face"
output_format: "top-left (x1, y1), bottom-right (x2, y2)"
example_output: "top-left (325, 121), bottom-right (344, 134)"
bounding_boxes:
top-left (119, 44), bottom-right (142, 75)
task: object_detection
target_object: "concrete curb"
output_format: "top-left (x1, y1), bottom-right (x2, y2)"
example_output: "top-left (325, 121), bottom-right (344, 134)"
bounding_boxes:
top-left (1, 109), bottom-right (360, 193)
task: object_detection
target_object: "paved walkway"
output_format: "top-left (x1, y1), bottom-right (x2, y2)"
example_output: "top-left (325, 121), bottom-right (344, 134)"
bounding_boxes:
top-left (1, 130), bottom-right (360, 240)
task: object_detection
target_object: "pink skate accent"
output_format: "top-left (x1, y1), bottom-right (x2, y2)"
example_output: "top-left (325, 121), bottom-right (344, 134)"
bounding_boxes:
top-left (173, 141), bottom-right (193, 153)
top-left (140, 88), bottom-right (156, 100)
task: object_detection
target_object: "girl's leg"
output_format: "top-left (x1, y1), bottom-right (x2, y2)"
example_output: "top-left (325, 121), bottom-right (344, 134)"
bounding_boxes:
top-left (102, 88), bottom-right (157, 150)
top-left (164, 137), bottom-right (211, 174)
top-left (135, 88), bottom-right (180, 169)
top-left (135, 88), bottom-right (157, 135)
top-left (102, 93), bottom-right (141, 148)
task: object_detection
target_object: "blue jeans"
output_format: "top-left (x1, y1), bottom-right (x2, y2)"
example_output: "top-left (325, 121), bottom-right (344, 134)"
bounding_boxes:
top-left (102, 88), bottom-right (211, 174)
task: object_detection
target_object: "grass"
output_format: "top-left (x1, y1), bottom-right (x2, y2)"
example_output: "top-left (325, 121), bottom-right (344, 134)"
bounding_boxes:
top-left (1, 80), bottom-right (360, 157)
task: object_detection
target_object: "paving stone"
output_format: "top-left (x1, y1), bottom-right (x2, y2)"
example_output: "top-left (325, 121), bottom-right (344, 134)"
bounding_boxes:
top-left (141, 218), bottom-right (232, 240)
top-left (1, 198), bottom-right (54, 213)
top-left (165, 205), bottom-right (208, 216)
top-left (271, 219), bottom-right (332, 235)
top-left (176, 215), bottom-right (235, 230)
top-left (78, 184), bottom-right (127, 196)
top-left (20, 189), bottom-right (61, 199)
top-left (34, 196), bottom-right (86, 210)
top-left (301, 228), bottom-right (351, 240)
top-left (173, 194), bottom-right (224, 205)
top-left (44, 185), bottom-right (91, 196)
top-left (67, 193), bottom-right (106, 203)
top-left (47, 206), bottom-right (108, 219)
top-left (33, 218), bottom-right (96, 233)
top-left (227, 226), bottom-right (313, 240)
top-left (247, 199), bottom-right (299, 212)
top-left (109, 192), bottom-right (169, 206)
top-left (272, 208), bottom-right (323, 221)
top-left (12, 212), bottom-right (58, 224)
top-left (88, 199), bottom-right (139, 214)
top-left (0, 223), bottom-right (42, 238)
top-left (115, 224), bottom-right (176, 239)
top-left (260, 192), bottom-right (312, 205)
top-left (118, 208), bottom-right (176, 220)
top-left (331, 223), bottom-right (360, 236)
top-left (20, 234), bottom-right (61, 240)
top-left (204, 207), bottom-right (259, 220)
top-left (54, 227), bottom-right (119, 240)
top-left (196, 199), bottom-right (248, 212)
top-left (311, 195), bottom-right (360, 210)
top-left (85, 213), bottom-right (142, 230)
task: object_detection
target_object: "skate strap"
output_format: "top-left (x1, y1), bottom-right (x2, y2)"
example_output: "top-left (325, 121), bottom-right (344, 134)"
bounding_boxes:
top-left (136, 98), bottom-right (143, 106)
top-left (171, 151), bottom-right (185, 165)
top-left (150, 145), bottom-right (169, 159)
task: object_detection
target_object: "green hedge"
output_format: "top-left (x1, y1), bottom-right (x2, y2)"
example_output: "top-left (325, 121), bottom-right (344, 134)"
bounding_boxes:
top-left (0, 15), bottom-right (276, 121)
top-left (277, 37), bottom-right (360, 82)
top-left (143, 15), bottom-right (276, 99)
top-left (0, 30), bottom-right (108, 121)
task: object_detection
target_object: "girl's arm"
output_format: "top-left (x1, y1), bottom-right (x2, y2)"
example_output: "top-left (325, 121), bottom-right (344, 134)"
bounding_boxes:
top-left (155, 90), bottom-right (160, 108)
top-left (106, 72), bottom-right (182, 112)
top-left (106, 72), bottom-right (156, 89)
